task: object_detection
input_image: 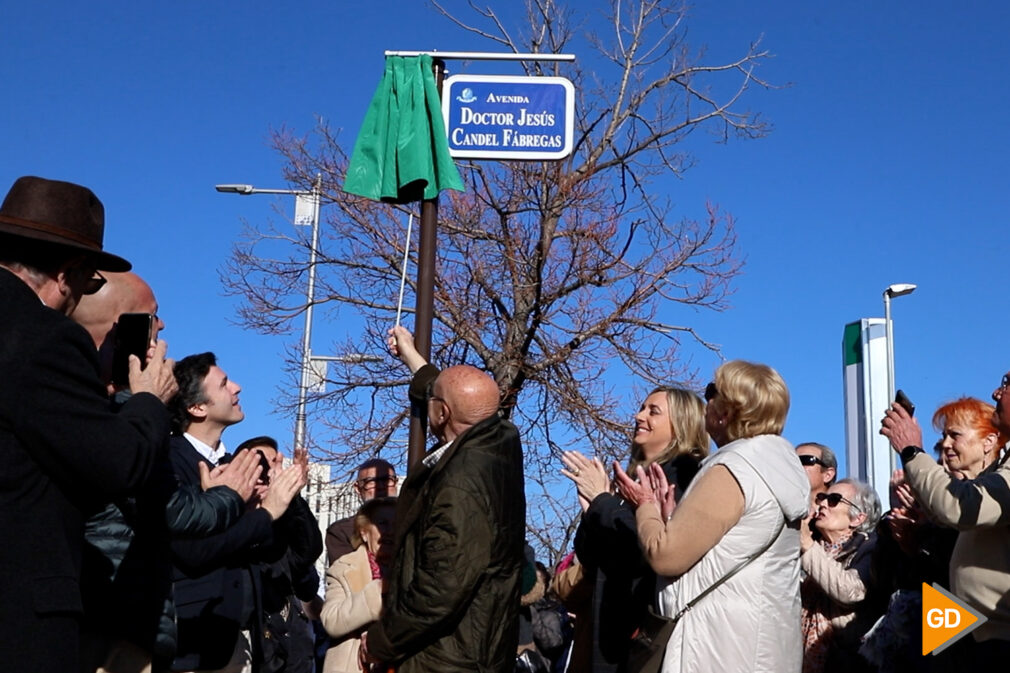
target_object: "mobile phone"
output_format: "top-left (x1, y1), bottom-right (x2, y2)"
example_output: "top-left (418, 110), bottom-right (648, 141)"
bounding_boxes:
top-left (894, 389), bottom-right (915, 417)
top-left (255, 450), bottom-right (272, 485)
top-left (112, 313), bottom-right (155, 386)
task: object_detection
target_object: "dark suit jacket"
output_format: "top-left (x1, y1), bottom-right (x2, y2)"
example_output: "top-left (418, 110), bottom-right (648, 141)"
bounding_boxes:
top-left (168, 435), bottom-right (283, 671)
top-left (325, 515), bottom-right (356, 566)
top-left (0, 267), bottom-right (169, 671)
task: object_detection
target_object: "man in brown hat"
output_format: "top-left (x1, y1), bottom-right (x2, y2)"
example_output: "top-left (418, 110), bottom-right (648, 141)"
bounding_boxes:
top-left (0, 176), bottom-right (179, 671)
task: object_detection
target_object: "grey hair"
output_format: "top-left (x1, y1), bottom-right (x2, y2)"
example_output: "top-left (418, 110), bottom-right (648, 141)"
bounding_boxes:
top-left (797, 442), bottom-right (837, 484)
top-left (837, 478), bottom-right (881, 534)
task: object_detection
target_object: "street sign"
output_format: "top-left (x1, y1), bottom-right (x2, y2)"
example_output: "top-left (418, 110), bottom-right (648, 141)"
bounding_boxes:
top-left (441, 74), bottom-right (574, 160)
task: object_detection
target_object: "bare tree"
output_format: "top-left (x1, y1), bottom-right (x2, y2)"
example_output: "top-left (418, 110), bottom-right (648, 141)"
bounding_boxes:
top-left (222, 0), bottom-right (772, 563)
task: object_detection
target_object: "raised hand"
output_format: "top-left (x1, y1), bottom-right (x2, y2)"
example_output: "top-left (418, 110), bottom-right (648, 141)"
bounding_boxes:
top-left (261, 461), bottom-right (309, 520)
top-left (560, 451), bottom-right (611, 511)
top-left (387, 325), bottom-right (427, 373)
top-left (129, 339), bottom-right (177, 403)
top-left (880, 402), bottom-right (923, 453)
top-left (613, 462), bottom-right (656, 509)
top-left (199, 449), bottom-right (262, 502)
top-left (647, 462), bottom-right (677, 522)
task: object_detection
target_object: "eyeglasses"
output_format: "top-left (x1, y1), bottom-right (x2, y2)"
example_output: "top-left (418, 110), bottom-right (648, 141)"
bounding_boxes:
top-left (998, 374), bottom-right (1010, 392)
top-left (357, 475), bottom-right (397, 487)
top-left (704, 382), bottom-right (718, 402)
top-left (798, 454), bottom-right (826, 468)
top-left (815, 492), bottom-right (862, 513)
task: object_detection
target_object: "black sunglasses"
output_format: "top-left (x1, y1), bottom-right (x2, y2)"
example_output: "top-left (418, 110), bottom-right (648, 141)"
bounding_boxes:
top-left (704, 382), bottom-right (718, 402)
top-left (798, 454), bottom-right (826, 468)
top-left (815, 492), bottom-right (862, 513)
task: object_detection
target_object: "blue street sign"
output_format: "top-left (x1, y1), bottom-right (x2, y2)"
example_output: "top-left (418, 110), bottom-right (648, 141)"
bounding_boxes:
top-left (441, 74), bottom-right (575, 160)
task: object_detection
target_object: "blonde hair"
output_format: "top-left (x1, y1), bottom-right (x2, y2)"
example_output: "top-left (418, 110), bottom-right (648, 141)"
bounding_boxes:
top-left (628, 386), bottom-right (709, 473)
top-left (711, 361), bottom-right (789, 441)
top-left (351, 496), bottom-right (397, 549)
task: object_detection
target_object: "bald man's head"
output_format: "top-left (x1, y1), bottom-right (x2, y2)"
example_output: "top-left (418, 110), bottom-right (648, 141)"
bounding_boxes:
top-left (429, 365), bottom-right (501, 442)
top-left (73, 272), bottom-right (163, 387)
top-left (74, 272), bottom-right (161, 349)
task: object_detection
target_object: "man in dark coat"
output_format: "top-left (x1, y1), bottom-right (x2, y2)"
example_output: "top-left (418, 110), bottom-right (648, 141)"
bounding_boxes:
top-left (365, 326), bottom-right (526, 673)
top-left (167, 353), bottom-right (308, 672)
top-left (0, 176), bottom-right (178, 671)
top-left (324, 457), bottom-right (398, 565)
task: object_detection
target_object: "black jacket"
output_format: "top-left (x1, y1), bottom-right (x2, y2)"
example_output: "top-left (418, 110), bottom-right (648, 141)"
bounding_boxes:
top-left (81, 451), bottom-right (244, 663)
top-left (259, 495), bottom-right (323, 673)
top-left (574, 453), bottom-right (699, 673)
top-left (168, 435), bottom-right (285, 671)
top-left (367, 364), bottom-right (527, 673)
top-left (0, 268), bottom-right (169, 671)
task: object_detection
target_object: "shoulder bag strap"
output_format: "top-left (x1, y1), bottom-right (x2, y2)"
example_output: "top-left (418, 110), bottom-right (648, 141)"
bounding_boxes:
top-left (671, 515), bottom-right (787, 621)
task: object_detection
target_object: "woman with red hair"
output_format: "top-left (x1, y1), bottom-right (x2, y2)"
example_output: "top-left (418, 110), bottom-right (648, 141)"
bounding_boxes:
top-left (932, 397), bottom-right (1007, 479)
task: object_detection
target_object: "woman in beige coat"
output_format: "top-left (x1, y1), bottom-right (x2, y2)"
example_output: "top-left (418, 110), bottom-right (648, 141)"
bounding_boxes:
top-left (320, 496), bottom-right (396, 673)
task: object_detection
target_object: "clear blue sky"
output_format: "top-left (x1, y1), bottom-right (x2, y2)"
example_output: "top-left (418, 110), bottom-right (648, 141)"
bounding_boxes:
top-left (4, 1), bottom-right (1009, 482)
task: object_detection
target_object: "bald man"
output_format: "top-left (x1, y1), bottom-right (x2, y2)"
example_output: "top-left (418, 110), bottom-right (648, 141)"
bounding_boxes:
top-left (364, 326), bottom-right (526, 673)
top-left (72, 271), bottom-right (164, 393)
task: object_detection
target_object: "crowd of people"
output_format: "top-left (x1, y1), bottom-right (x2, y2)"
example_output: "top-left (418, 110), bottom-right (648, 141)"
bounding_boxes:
top-left (0, 175), bottom-right (525, 673)
top-left (3, 172), bottom-right (1010, 673)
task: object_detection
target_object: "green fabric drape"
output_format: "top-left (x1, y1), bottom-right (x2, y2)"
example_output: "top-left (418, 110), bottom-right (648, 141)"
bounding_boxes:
top-left (343, 54), bottom-right (464, 204)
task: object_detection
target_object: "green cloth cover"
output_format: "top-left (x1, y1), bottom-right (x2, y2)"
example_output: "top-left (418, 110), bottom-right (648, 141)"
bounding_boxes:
top-left (343, 54), bottom-right (464, 204)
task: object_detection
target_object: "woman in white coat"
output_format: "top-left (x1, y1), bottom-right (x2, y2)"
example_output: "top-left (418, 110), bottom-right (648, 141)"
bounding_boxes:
top-left (320, 496), bottom-right (396, 673)
top-left (616, 360), bottom-right (810, 673)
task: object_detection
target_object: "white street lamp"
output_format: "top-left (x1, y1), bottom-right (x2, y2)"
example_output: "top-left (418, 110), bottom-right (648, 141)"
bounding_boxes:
top-left (883, 282), bottom-right (917, 470)
top-left (216, 175), bottom-right (322, 453)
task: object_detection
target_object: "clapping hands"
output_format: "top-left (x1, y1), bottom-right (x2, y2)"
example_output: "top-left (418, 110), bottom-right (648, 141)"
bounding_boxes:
top-left (613, 462), bottom-right (677, 522)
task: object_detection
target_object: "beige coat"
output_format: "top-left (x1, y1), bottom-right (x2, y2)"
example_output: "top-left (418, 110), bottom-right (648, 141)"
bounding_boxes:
top-left (905, 451), bottom-right (1010, 642)
top-left (320, 546), bottom-right (384, 673)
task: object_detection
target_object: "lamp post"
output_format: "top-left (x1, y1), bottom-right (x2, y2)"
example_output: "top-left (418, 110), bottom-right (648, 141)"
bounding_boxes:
top-left (883, 282), bottom-right (917, 470)
top-left (216, 174), bottom-right (322, 453)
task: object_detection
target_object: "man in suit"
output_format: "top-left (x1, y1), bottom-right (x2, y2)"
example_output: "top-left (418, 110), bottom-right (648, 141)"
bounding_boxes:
top-left (168, 353), bottom-right (308, 673)
top-left (324, 457), bottom-right (398, 565)
top-left (364, 326), bottom-right (526, 673)
top-left (0, 175), bottom-right (178, 671)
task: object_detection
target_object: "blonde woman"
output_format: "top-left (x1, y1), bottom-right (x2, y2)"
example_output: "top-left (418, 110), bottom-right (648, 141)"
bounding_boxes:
top-left (560, 387), bottom-right (708, 673)
top-left (320, 497), bottom-right (396, 673)
top-left (616, 361), bottom-right (810, 673)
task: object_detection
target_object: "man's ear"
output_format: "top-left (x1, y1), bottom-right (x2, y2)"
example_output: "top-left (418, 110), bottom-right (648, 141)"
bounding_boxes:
top-left (823, 467), bottom-right (837, 486)
top-left (187, 402), bottom-right (208, 421)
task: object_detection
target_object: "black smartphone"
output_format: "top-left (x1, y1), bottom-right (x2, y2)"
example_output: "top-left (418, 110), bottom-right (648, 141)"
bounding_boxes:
top-left (895, 389), bottom-right (915, 417)
top-left (112, 313), bottom-right (155, 386)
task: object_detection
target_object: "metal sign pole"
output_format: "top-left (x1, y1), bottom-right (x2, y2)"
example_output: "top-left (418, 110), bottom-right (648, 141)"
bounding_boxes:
top-left (407, 58), bottom-right (446, 472)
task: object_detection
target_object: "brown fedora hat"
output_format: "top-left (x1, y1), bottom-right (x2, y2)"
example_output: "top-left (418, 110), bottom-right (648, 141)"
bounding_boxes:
top-left (0, 176), bottom-right (131, 271)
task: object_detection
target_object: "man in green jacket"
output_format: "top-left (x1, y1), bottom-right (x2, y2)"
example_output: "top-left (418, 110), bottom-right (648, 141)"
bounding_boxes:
top-left (365, 326), bottom-right (526, 673)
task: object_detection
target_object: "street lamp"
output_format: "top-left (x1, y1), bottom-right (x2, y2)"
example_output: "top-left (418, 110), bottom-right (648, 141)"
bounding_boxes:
top-left (883, 282), bottom-right (917, 469)
top-left (216, 174), bottom-right (322, 453)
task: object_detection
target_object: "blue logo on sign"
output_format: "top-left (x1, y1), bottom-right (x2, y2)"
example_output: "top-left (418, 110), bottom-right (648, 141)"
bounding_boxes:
top-left (456, 88), bottom-right (477, 103)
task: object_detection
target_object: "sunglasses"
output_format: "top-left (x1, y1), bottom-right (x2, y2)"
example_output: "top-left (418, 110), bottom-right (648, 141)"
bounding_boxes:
top-left (999, 374), bottom-right (1010, 392)
top-left (704, 382), bottom-right (718, 402)
top-left (815, 492), bottom-right (862, 513)
top-left (798, 454), bottom-right (826, 468)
